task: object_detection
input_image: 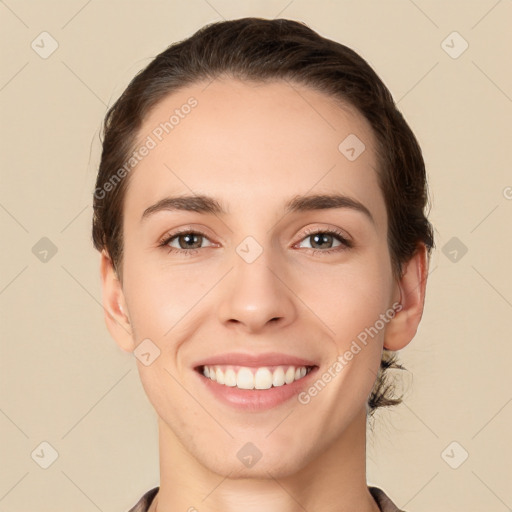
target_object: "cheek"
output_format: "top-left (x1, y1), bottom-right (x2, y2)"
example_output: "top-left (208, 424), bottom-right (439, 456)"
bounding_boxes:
top-left (295, 252), bottom-right (393, 343)
top-left (122, 259), bottom-right (215, 340)
top-left (122, 229), bottom-right (394, 347)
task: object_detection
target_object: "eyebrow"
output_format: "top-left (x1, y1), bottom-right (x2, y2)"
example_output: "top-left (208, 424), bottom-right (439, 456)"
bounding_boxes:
top-left (141, 193), bottom-right (374, 224)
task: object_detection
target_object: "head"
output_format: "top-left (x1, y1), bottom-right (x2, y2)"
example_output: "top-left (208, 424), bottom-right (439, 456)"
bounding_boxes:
top-left (92, 18), bottom-right (433, 477)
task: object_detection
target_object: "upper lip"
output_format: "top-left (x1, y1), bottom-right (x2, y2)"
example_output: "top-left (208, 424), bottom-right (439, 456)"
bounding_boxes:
top-left (193, 352), bottom-right (318, 369)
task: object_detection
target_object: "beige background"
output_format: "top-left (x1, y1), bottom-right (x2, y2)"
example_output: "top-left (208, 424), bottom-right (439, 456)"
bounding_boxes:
top-left (1, 1), bottom-right (511, 511)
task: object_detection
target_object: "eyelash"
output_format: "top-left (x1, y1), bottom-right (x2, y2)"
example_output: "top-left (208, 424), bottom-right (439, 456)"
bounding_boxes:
top-left (158, 227), bottom-right (353, 257)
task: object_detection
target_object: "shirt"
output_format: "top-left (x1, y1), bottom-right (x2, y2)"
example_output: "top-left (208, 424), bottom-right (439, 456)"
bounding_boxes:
top-left (127, 485), bottom-right (406, 512)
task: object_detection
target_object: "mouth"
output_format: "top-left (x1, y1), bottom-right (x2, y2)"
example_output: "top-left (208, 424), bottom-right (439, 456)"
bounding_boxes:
top-left (192, 353), bottom-right (319, 411)
top-left (196, 364), bottom-right (316, 390)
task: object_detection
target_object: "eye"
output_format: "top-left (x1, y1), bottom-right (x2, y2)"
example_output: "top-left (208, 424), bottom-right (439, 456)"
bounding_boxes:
top-left (158, 229), bottom-right (213, 255)
top-left (296, 227), bottom-right (352, 255)
top-left (158, 227), bottom-right (353, 257)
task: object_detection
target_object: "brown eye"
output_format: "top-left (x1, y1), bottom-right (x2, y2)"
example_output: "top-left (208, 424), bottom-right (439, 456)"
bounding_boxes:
top-left (159, 230), bottom-right (213, 255)
top-left (308, 232), bottom-right (337, 249)
top-left (297, 228), bottom-right (352, 255)
top-left (174, 233), bottom-right (204, 250)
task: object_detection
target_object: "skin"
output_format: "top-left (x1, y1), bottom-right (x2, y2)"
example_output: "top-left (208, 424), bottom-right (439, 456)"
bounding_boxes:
top-left (100, 78), bottom-right (428, 512)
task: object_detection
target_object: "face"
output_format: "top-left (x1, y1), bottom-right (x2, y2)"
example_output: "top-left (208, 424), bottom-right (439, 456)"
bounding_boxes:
top-left (108, 78), bottom-right (404, 477)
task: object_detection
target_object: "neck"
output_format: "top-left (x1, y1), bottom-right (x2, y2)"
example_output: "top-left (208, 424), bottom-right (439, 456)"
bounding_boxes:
top-left (151, 408), bottom-right (380, 512)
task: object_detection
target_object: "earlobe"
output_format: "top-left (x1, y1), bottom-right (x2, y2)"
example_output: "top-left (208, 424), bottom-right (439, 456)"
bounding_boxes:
top-left (383, 243), bottom-right (429, 351)
top-left (99, 250), bottom-right (135, 353)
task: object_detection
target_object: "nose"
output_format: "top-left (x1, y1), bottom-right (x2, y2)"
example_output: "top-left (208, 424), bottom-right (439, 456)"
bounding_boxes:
top-left (217, 248), bottom-right (298, 334)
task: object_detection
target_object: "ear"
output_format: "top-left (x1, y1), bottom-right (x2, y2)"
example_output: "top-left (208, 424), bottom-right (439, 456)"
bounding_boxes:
top-left (384, 243), bottom-right (429, 350)
top-left (99, 250), bottom-right (135, 353)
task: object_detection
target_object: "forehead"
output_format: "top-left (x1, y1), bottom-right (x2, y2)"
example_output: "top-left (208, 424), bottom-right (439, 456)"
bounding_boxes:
top-left (124, 78), bottom-right (385, 230)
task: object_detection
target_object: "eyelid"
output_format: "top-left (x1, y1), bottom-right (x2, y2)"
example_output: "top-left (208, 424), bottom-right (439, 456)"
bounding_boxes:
top-left (292, 226), bottom-right (353, 253)
top-left (158, 224), bottom-right (354, 255)
top-left (157, 225), bottom-right (217, 247)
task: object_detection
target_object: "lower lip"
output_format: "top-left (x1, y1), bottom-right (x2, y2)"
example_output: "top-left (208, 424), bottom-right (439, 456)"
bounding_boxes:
top-left (196, 367), bottom-right (318, 411)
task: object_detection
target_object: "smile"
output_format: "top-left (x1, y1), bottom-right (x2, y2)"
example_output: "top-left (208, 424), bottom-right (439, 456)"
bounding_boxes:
top-left (193, 352), bottom-right (319, 410)
top-left (201, 365), bottom-right (314, 390)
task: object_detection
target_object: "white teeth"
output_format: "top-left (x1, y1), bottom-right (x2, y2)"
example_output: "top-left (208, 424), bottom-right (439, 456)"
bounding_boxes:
top-left (236, 367), bottom-right (254, 389)
top-left (224, 368), bottom-right (237, 387)
top-left (285, 366), bottom-right (295, 384)
top-left (272, 367), bottom-right (285, 387)
top-left (254, 368), bottom-right (273, 389)
top-left (215, 367), bottom-right (225, 385)
top-left (201, 365), bottom-right (312, 390)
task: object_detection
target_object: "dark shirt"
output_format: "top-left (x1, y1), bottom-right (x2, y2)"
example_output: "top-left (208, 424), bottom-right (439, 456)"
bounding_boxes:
top-left (127, 485), bottom-right (406, 511)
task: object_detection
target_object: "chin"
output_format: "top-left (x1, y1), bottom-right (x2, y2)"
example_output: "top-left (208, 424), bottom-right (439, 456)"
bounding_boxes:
top-left (194, 441), bottom-right (313, 480)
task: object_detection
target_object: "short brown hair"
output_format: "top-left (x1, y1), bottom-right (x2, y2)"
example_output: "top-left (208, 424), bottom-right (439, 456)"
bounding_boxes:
top-left (92, 17), bottom-right (434, 417)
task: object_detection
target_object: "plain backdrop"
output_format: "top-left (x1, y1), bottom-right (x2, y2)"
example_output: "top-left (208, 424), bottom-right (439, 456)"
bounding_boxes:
top-left (1, 1), bottom-right (511, 511)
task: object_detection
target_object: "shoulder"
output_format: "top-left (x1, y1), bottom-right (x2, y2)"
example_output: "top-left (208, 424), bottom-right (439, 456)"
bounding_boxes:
top-left (126, 486), bottom-right (159, 512)
top-left (127, 485), bottom-right (404, 512)
top-left (368, 486), bottom-right (408, 512)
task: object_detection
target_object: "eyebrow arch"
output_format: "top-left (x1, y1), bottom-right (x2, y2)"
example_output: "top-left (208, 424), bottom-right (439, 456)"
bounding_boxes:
top-left (285, 193), bottom-right (374, 224)
top-left (141, 195), bottom-right (226, 220)
top-left (141, 193), bottom-right (374, 224)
